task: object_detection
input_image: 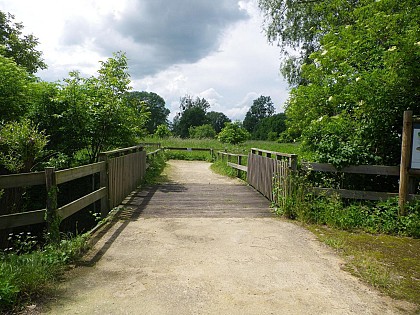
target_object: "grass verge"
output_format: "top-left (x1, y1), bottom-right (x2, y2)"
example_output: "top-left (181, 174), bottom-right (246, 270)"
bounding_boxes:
top-left (308, 225), bottom-right (420, 311)
top-left (0, 233), bottom-right (90, 313)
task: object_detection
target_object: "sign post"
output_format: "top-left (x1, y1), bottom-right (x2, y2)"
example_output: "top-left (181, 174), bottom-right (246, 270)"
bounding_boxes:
top-left (398, 110), bottom-right (413, 215)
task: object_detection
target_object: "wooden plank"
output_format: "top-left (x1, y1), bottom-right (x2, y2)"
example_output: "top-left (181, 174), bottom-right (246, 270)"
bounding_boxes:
top-left (250, 148), bottom-right (296, 158)
top-left (0, 171), bottom-right (44, 189)
top-left (56, 162), bottom-right (105, 184)
top-left (302, 162), bottom-right (400, 176)
top-left (101, 145), bottom-right (143, 156)
top-left (312, 187), bottom-right (398, 201)
top-left (164, 147), bottom-right (212, 152)
top-left (227, 162), bottom-right (248, 172)
top-left (0, 209), bottom-right (46, 229)
top-left (147, 149), bottom-right (162, 156)
top-left (57, 187), bottom-right (107, 220)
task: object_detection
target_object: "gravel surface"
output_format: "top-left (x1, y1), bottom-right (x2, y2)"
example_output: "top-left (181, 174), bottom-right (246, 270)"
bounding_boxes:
top-left (39, 160), bottom-right (414, 314)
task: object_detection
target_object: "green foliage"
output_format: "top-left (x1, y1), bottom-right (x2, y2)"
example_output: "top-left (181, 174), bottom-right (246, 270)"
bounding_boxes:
top-left (273, 172), bottom-right (420, 237)
top-left (283, 0), bottom-right (420, 165)
top-left (179, 94), bottom-right (210, 112)
top-left (0, 11), bottom-right (46, 74)
top-left (30, 52), bottom-right (149, 163)
top-left (189, 124), bottom-right (216, 139)
top-left (301, 115), bottom-right (380, 167)
top-left (0, 119), bottom-right (48, 173)
top-left (127, 91), bottom-right (169, 134)
top-left (258, 0), bottom-right (361, 86)
top-left (218, 122), bottom-right (250, 145)
top-left (154, 124), bottom-right (172, 139)
top-left (0, 55), bottom-right (33, 122)
top-left (0, 233), bottom-right (89, 311)
top-left (243, 95), bottom-right (275, 133)
top-left (205, 111), bottom-right (231, 133)
top-left (173, 106), bottom-right (208, 138)
top-left (252, 113), bottom-right (286, 140)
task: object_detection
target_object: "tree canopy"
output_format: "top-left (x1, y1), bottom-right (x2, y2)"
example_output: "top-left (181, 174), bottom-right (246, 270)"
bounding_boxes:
top-left (272, 0), bottom-right (420, 166)
top-left (0, 11), bottom-right (46, 74)
top-left (127, 91), bottom-right (169, 134)
top-left (243, 95), bottom-right (275, 134)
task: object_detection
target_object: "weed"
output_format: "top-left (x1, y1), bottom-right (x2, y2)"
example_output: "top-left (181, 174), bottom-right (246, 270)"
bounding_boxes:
top-left (0, 233), bottom-right (90, 312)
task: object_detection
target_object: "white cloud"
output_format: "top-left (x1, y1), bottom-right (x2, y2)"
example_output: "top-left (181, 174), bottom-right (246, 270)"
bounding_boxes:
top-left (1, 0), bottom-right (290, 121)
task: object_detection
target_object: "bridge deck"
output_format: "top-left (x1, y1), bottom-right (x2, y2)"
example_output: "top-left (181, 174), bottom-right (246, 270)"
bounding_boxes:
top-left (120, 160), bottom-right (273, 218)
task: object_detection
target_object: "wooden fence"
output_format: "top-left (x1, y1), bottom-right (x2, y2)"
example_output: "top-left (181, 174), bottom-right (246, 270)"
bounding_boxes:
top-left (100, 146), bottom-right (147, 209)
top-left (301, 162), bottom-right (419, 201)
top-left (220, 148), bottom-right (419, 205)
top-left (218, 148), bottom-right (298, 203)
top-left (247, 149), bottom-right (297, 202)
top-left (0, 144), bottom-right (161, 232)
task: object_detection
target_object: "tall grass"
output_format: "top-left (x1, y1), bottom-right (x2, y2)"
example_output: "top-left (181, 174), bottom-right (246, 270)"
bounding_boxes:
top-left (0, 233), bottom-right (90, 312)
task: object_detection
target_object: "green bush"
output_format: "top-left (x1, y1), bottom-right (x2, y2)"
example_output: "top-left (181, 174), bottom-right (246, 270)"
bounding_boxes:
top-left (218, 122), bottom-right (250, 145)
top-left (273, 173), bottom-right (420, 238)
top-left (0, 233), bottom-right (90, 311)
top-left (189, 124), bottom-right (216, 139)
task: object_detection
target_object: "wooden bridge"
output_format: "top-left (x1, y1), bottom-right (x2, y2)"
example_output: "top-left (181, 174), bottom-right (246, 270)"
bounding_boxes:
top-left (119, 159), bottom-right (272, 219)
top-left (0, 146), bottom-right (296, 235)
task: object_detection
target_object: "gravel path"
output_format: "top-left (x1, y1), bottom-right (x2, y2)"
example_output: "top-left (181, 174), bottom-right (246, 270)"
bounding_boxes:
top-left (41, 160), bottom-right (413, 314)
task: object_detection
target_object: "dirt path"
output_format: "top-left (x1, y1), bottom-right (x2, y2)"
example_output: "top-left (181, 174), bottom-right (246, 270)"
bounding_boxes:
top-left (42, 161), bottom-right (413, 314)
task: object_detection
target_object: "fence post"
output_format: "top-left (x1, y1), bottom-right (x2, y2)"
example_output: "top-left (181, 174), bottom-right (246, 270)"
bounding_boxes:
top-left (99, 153), bottom-right (109, 218)
top-left (237, 155), bottom-right (242, 177)
top-left (45, 167), bottom-right (60, 243)
top-left (399, 110), bottom-right (413, 216)
top-left (289, 154), bottom-right (298, 172)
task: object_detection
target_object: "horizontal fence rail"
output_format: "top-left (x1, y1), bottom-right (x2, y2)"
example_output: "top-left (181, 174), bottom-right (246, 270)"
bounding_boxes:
top-left (222, 148), bottom-right (419, 204)
top-left (0, 144), bottom-right (161, 232)
top-left (247, 149), bottom-right (297, 202)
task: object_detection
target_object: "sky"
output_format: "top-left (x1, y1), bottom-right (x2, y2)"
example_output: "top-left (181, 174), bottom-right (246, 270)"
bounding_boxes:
top-left (0, 0), bottom-right (290, 121)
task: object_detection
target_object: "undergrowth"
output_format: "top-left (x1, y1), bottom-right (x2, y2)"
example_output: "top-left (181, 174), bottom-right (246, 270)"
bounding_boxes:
top-left (272, 173), bottom-right (420, 238)
top-left (0, 233), bottom-right (90, 313)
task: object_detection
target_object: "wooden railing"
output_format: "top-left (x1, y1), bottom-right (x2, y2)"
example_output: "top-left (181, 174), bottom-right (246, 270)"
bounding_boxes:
top-left (219, 147), bottom-right (418, 203)
top-left (301, 162), bottom-right (419, 201)
top-left (0, 162), bottom-right (107, 230)
top-left (0, 144), bottom-right (162, 232)
top-left (247, 149), bottom-right (297, 202)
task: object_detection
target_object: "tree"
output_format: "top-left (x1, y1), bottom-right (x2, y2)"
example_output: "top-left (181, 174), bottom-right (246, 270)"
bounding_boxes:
top-left (258, 0), bottom-right (361, 86)
top-left (243, 95), bottom-right (275, 134)
top-left (0, 119), bottom-right (48, 173)
top-left (155, 124), bottom-right (171, 138)
top-left (173, 95), bottom-right (211, 137)
top-left (218, 122), bottom-right (250, 145)
top-left (189, 124), bottom-right (216, 139)
top-left (0, 11), bottom-right (46, 74)
top-left (206, 111), bottom-right (231, 133)
top-left (253, 113), bottom-right (286, 140)
top-left (174, 107), bottom-right (208, 138)
top-left (284, 0), bottom-right (420, 165)
top-left (127, 91), bottom-right (169, 134)
top-left (0, 55), bottom-right (32, 122)
top-left (31, 52), bottom-right (149, 163)
top-left (179, 94), bottom-right (210, 112)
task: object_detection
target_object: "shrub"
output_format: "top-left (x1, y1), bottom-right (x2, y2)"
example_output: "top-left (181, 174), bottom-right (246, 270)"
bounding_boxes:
top-left (218, 122), bottom-right (250, 145)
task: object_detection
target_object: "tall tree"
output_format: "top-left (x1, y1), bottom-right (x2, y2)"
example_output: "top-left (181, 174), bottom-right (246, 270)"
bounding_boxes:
top-left (243, 95), bottom-right (275, 133)
top-left (285, 0), bottom-right (420, 166)
top-left (179, 94), bottom-right (210, 112)
top-left (0, 55), bottom-right (32, 122)
top-left (253, 113), bottom-right (286, 140)
top-left (0, 11), bottom-right (47, 74)
top-left (128, 91), bottom-right (170, 134)
top-left (258, 0), bottom-right (361, 86)
top-left (173, 95), bottom-right (211, 137)
top-left (206, 111), bottom-right (231, 133)
top-left (174, 107), bottom-right (208, 138)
